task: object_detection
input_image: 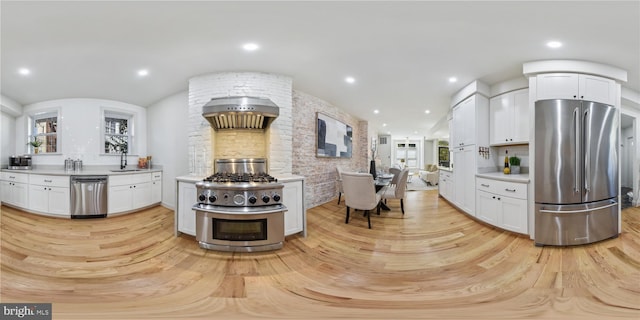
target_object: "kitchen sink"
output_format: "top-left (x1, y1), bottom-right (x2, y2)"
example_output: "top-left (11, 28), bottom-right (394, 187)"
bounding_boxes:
top-left (110, 169), bottom-right (142, 172)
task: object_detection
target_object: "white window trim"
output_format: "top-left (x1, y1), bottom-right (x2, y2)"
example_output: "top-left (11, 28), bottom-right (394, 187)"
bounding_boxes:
top-left (27, 107), bottom-right (61, 154)
top-left (101, 107), bottom-right (136, 155)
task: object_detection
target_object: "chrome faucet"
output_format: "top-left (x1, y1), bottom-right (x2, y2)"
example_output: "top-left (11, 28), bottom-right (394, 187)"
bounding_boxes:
top-left (120, 150), bottom-right (127, 169)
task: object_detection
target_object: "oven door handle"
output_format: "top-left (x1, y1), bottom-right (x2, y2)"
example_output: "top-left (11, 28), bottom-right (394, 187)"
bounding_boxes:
top-left (192, 204), bottom-right (287, 215)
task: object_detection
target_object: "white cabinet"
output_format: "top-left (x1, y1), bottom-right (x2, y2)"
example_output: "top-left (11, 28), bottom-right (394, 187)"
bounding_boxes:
top-left (151, 172), bottom-right (162, 204)
top-left (452, 147), bottom-right (475, 216)
top-left (177, 181), bottom-right (197, 236)
top-left (490, 89), bottom-right (529, 145)
top-left (476, 177), bottom-right (528, 234)
top-left (108, 173), bottom-right (154, 214)
top-left (536, 73), bottom-right (616, 105)
top-left (451, 96), bottom-right (476, 147)
top-left (28, 174), bottom-right (70, 216)
top-left (282, 179), bottom-right (305, 236)
top-left (1, 172), bottom-right (29, 208)
top-left (438, 170), bottom-right (453, 201)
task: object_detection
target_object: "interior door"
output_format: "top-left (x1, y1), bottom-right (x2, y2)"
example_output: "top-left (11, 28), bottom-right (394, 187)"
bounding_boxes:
top-left (582, 101), bottom-right (618, 202)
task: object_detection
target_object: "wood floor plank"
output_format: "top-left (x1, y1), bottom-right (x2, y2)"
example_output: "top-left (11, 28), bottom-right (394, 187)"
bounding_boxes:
top-left (2, 190), bottom-right (639, 319)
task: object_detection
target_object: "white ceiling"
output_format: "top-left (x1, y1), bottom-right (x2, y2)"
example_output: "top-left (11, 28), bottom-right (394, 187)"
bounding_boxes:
top-left (2, 1), bottom-right (639, 139)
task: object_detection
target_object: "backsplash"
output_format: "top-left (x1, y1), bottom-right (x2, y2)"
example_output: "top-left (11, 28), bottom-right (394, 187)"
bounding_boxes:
top-left (496, 145), bottom-right (530, 172)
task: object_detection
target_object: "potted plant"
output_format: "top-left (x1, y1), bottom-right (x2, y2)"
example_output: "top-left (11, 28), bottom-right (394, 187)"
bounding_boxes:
top-left (27, 137), bottom-right (43, 153)
top-left (509, 156), bottom-right (521, 174)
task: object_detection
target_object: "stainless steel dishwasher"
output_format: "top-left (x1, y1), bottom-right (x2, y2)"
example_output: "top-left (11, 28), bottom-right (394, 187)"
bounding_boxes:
top-left (71, 175), bottom-right (108, 218)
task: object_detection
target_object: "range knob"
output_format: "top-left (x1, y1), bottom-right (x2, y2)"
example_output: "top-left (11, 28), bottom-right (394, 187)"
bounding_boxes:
top-left (262, 195), bottom-right (270, 203)
top-left (208, 195), bottom-right (217, 203)
top-left (248, 195), bottom-right (257, 204)
top-left (272, 194), bottom-right (281, 202)
top-left (198, 194), bottom-right (206, 202)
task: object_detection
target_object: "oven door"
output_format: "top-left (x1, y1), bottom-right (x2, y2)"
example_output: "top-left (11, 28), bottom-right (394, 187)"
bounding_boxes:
top-left (194, 205), bottom-right (286, 252)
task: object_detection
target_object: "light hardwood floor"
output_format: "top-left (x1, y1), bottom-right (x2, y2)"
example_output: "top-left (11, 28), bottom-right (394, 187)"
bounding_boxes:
top-left (1, 190), bottom-right (639, 319)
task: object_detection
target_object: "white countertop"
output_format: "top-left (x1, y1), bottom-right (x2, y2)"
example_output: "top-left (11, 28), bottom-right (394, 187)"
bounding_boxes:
top-left (2, 166), bottom-right (162, 176)
top-left (476, 171), bottom-right (530, 183)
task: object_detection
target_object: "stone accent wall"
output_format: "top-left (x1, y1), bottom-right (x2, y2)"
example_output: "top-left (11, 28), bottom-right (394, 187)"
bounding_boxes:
top-left (292, 90), bottom-right (368, 208)
top-left (188, 72), bottom-right (293, 175)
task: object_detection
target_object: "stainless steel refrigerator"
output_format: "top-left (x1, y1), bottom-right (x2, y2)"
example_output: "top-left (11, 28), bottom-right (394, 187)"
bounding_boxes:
top-left (535, 99), bottom-right (619, 246)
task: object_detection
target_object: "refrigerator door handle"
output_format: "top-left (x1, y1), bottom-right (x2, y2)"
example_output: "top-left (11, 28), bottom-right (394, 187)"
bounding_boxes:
top-left (583, 108), bottom-right (590, 193)
top-left (573, 107), bottom-right (580, 193)
top-left (539, 202), bottom-right (617, 214)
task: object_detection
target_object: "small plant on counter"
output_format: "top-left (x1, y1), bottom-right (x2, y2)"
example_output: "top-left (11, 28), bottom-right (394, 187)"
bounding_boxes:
top-left (27, 137), bottom-right (43, 153)
top-left (509, 156), bottom-right (521, 167)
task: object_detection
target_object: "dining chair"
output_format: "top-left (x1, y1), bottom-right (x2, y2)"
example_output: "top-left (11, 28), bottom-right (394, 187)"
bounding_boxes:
top-left (388, 167), bottom-right (401, 187)
top-left (341, 172), bottom-right (381, 229)
top-left (336, 166), bottom-right (344, 204)
top-left (382, 168), bottom-right (409, 214)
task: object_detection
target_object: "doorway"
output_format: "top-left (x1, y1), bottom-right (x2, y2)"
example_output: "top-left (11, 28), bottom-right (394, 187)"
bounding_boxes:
top-left (621, 113), bottom-right (636, 209)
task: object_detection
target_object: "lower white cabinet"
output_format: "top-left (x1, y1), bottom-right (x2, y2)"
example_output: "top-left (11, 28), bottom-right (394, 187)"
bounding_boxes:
top-left (28, 174), bottom-right (70, 216)
top-left (438, 170), bottom-right (453, 201)
top-left (476, 177), bottom-right (528, 234)
top-left (151, 172), bottom-right (162, 204)
top-left (177, 181), bottom-right (197, 236)
top-left (108, 173), bottom-right (156, 214)
top-left (282, 179), bottom-right (304, 236)
top-left (1, 172), bottom-right (29, 208)
top-left (453, 147), bottom-right (476, 216)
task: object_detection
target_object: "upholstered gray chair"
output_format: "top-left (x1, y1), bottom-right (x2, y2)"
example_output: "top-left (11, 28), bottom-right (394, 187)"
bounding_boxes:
top-left (388, 167), bottom-right (402, 187)
top-left (336, 166), bottom-right (344, 204)
top-left (341, 172), bottom-right (381, 229)
top-left (382, 169), bottom-right (409, 214)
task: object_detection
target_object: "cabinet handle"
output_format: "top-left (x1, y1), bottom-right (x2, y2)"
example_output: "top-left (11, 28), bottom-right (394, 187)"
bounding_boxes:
top-left (497, 197), bottom-right (501, 200)
top-left (492, 196), bottom-right (496, 199)
top-left (573, 95), bottom-right (577, 98)
top-left (9, 176), bottom-right (15, 179)
top-left (505, 188), bottom-right (516, 192)
top-left (44, 179), bottom-right (52, 183)
top-left (48, 188), bottom-right (52, 191)
top-left (581, 95), bottom-right (584, 99)
top-left (481, 184), bottom-right (490, 188)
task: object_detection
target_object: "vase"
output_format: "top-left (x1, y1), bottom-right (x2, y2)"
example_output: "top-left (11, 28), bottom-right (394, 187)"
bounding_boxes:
top-left (511, 165), bottom-right (520, 174)
top-left (34, 148), bottom-right (39, 154)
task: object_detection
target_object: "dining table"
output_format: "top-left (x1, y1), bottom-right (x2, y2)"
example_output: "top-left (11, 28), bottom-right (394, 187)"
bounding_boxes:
top-left (375, 174), bottom-right (393, 211)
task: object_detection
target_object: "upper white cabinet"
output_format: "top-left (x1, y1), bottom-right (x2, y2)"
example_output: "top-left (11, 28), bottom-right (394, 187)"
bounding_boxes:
top-left (490, 89), bottom-right (529, 146)
top-left (451, 94), bottom-right (489, 148)
top-left (536, 73), bottom-right (616, 105)
top-left (1, 172), bottom-right (29, 208)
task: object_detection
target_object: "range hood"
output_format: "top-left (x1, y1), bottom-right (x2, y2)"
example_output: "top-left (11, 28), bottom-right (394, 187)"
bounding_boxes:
top-left (202, 96), bottom-right (279, 130)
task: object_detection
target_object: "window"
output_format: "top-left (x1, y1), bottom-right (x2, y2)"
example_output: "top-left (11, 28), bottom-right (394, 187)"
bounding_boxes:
top-left (29, 110), bottom-right (59, 153)
top-left (103, 111), bottom-right (134, 154)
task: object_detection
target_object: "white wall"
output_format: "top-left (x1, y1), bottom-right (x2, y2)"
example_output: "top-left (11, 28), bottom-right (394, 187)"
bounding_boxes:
top-left (1, 112), bottom-right (17, 166)
top-left (147, 91), bottom-right (189, 209)
top-left (16, 98), bottom-right (147, 166)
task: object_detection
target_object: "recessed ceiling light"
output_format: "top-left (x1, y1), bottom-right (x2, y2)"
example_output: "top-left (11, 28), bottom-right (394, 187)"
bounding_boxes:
top-left (373, 109), bottom-right (379, 114)
top-left (425, 110), bottom-right (431, 114)
top-left (137, 69), bottom-right (149, 77)
top-left (448, 77), bottom-right (457, 83)
top-left (382, 123), bottom-right (387, 127)
top-left (345, 77), bottom-right (356, 84)
top-left (243, 43), bottom-right (260, 51)
top-left (546, 41), bottom-right (563, 48)
top-left (414, 131), bottom-right (418, 134)
top-left (387, 131), bottom-right (391, 135)
top-left (18, 68), bottom-right (30, 75)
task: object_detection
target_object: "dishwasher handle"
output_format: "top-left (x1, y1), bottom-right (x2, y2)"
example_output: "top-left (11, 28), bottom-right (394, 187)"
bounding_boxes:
top-left (71, 176), bottom-right (108, 184)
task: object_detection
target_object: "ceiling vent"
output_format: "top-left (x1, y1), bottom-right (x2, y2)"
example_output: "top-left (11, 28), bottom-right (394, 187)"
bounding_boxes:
top-left (202, 96), bottom-right (279, 130)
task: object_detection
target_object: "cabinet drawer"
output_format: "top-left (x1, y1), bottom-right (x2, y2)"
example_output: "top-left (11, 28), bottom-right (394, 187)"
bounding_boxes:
top-left (151, 172), bottom-right (162, 181)
top-left (131, 173), bottom-right (152, 184)
top-left (110, 173), bottom-right (151, 186)
top-left (29, 174), bottom-right (70, 187)
top-left (476, 177), bottom-right (527, 199)
top-left (1, 172), bottom-right (29, 183)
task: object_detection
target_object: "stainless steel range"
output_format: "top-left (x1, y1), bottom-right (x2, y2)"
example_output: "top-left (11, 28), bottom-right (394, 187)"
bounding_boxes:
top-left (192, 158), bottom-right (286, 252)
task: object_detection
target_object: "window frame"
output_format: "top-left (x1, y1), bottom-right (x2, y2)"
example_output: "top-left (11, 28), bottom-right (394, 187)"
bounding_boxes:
top-left (102, 108), bottom-right (135, 155)
top-left (27, 108), bottom-right (60, 154)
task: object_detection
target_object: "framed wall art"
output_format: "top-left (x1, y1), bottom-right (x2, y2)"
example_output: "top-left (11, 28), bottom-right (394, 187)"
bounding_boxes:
top-left (316, 112), bottom-right (352, 158)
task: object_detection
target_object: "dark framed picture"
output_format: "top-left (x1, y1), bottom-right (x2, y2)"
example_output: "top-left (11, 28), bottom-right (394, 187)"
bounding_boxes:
top-left (316, 112), bottom-right (352, 158)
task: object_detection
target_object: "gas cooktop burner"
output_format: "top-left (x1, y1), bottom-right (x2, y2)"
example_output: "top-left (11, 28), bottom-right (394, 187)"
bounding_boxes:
top-left (203, 172), bottom-right (277, 183)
